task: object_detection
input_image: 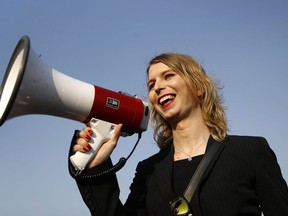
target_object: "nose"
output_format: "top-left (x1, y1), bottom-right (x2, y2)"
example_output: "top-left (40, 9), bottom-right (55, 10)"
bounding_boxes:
top-left (154, 82), bottom-right (165, 95)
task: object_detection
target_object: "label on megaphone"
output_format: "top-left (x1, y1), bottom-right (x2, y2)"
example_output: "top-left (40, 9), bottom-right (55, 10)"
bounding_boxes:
top-left (70, 118), bottom-right (116, 172)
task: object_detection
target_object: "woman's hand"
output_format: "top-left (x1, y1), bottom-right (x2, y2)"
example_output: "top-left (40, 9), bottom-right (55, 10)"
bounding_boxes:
top-left (73, 124), bottom-right (122, 169)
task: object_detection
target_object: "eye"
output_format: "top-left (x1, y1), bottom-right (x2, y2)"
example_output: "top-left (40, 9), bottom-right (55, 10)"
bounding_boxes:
top-left (164, 72), bottom-right (175, 79)
top-left (147, 81), bottom-right (155, 91)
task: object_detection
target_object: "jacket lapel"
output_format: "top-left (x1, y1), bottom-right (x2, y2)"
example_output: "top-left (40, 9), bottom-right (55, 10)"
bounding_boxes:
top-left (154, 143), bottom-right (176, 202)
top-left (191, 136), bottom-right (227, 216)
top-left (199, 137), bottom-right (227, 184)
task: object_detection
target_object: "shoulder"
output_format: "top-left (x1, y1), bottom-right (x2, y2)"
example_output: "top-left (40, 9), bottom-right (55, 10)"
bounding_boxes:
top-left (227, 135), bottom-right (268, 144)
top-left (224, 135), bottom-right (275, 159)
top-left (139, 145), bottom-right (170, 165)
top-left (225, 135), bottom-right (269, 149)
top-left (135, 144), bottom-right (171, 174)
top-left (212, 135), bottom-right (279, 179)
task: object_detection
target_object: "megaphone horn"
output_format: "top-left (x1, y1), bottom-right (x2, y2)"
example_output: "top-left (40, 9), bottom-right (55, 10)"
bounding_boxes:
top-left (0, 36), bottom-right (150, 135)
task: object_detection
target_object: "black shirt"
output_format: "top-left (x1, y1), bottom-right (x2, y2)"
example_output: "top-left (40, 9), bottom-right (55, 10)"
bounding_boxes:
top-left (173, 155), bottom-right (204, 196)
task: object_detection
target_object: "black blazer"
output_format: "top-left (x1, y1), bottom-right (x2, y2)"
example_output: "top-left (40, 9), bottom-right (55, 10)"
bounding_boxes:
top-left (70, 135), bottom-right (288, 216)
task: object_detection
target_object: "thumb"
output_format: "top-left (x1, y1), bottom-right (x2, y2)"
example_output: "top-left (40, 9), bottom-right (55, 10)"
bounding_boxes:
top-left (110, 124), bottom-right (123, 146)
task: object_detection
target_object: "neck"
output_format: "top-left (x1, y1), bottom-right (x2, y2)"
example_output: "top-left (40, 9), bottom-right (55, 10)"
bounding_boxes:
top-left (172, 112), bottom-right (210, 160)
top-left (172, 113), bottom-right (210, 148)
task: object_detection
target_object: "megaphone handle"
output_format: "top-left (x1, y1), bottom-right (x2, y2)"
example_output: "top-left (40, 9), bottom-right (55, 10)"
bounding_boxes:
top-left (69, 118), bottom-right (116, 172)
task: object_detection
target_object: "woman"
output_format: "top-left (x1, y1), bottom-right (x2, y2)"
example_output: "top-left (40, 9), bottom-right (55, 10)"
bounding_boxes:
top-left (69, 53), bottom-right (288, 215)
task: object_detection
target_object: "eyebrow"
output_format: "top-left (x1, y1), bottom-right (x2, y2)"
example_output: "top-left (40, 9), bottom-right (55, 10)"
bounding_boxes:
top-left (147, 69), bottom-right (173, 85)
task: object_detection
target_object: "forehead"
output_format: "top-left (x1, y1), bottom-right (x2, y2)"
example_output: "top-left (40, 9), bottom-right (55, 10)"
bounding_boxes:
top-left (148, 62), bottom-right (171, 79)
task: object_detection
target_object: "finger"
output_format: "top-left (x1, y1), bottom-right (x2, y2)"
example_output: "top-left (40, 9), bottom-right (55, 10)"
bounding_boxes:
top-left (83, 127), bottom-right (93, 135)
top-left (73, 137), bottom-right (91, 152)
top-left (111, 124), bottom-right (122, 141)
top-left (79, 128), bottom-right (92, 141)
top-left (73, 143), bottom-right (92, 153)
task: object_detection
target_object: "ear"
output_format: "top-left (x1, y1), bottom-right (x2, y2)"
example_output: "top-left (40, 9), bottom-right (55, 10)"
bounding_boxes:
top-left (196, 89), bottom-right (202, 97)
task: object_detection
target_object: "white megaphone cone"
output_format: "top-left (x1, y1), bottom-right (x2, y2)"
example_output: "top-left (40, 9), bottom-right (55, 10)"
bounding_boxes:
top-left (0, 36), bottom-right (150, 172)
top-left (0, 36), bottom-right (96, 124)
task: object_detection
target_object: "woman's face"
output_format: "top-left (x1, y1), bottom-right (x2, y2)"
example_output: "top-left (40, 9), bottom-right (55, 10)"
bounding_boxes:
top-left (147, 62), bottom-right (199, 125)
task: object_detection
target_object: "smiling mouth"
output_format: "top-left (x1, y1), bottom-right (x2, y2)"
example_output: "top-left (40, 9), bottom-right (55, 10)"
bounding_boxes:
top-left (158, 94), bottom-right (176, 106)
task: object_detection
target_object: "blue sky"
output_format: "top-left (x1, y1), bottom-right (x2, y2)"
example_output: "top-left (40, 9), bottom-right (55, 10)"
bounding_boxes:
top-left (0, 0), bottom-right (287, 215)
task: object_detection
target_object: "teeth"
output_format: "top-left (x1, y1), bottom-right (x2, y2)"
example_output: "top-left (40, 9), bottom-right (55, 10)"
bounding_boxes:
top-left (159, 95), bottom-right (175, 105)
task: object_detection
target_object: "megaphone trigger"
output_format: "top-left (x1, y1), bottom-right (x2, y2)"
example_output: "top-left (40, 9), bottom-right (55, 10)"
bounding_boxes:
top-left (70, 118), bottom-right (116, 172)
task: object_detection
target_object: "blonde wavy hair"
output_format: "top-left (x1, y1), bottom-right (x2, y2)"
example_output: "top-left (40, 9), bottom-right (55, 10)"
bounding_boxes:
top-left (146, 53), bottom-right (227, 149)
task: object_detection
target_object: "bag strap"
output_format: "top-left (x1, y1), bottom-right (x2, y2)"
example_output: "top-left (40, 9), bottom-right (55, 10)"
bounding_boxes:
top-left (183, 141), bottom-right (221, 202)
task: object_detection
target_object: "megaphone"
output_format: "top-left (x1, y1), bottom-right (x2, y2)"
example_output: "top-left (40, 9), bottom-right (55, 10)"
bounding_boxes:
top-left (0, 35), bottom-right (150, 172)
